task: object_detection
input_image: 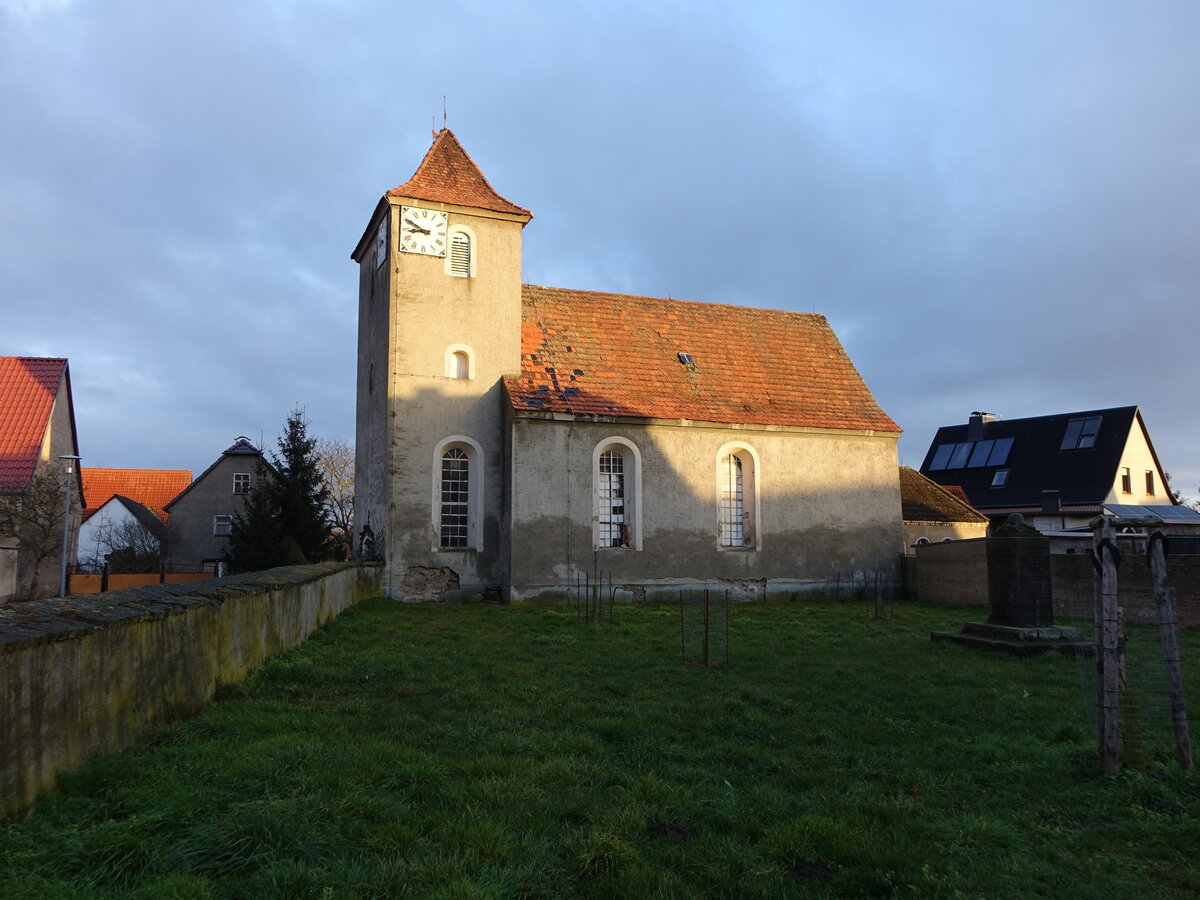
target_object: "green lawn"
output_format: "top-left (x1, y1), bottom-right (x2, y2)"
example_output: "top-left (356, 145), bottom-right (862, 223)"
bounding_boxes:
top-left (2, 598), bottom-right (1198, 898)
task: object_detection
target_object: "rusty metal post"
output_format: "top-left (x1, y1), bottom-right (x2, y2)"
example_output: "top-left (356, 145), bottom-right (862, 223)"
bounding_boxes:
top-left (1148, 531), bottom-right (1193, 770)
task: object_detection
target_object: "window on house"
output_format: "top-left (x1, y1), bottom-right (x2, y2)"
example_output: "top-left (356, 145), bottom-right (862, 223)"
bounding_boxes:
top-left (448, 231), bottom-right (471, 277)
top-left (1146, 470), bottom-right (1155, 495)
top-left (213, 515), bottom-right (232, 536)
top-left (439, 448), bottom-right (470, 549)
top-left (929, 436), bottom-right (1013, 471)
top-left (452, 351), bottom-right (469, 379)
top-left (1060, 416), bottom-right (1102, 450)
top-left (233, 473), bottom-right (251, 495)
top-left (1121, 467), bottom-right (1132, 493)
top-left (991, 469), bottom-right (1009, 488)
top-left (718, 447), bottom-right (757, 548)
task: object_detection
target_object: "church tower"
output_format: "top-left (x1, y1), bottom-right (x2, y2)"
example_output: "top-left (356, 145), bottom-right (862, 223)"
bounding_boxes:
top-left (351, 130), bottom-right (531, 598)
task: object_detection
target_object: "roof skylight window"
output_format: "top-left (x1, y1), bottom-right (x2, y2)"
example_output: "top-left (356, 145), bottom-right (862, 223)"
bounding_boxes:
top-left (1060, 416), bottom-right (1102, 450)
top-left (677, 352), bottom-right (694, 365)
top-left (928, 436), bottom-right (1013, 471)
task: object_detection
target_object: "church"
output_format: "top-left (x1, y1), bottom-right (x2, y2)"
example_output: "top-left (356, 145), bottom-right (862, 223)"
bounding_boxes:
top-left (352, 130), bottom-right (902, 602)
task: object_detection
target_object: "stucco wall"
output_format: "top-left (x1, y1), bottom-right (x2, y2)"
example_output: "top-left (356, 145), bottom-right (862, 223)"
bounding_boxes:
top-left (903, 521), bottom-right (988, 554)
top-left (0, 561), bottom-right (381, 822)
top-left (355, 197), bottom-right (526, 597)
top-left (166, 456), bottom-right (261, 567)
top-left (507, 417), bottom-right (902, 601)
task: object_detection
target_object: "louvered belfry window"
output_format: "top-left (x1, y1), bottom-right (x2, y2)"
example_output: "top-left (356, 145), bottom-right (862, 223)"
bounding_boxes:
top-left (597, 449), bottom-right (626, 547)
top-left (440, 448), bottom-right (470, 549)
top-left (719, 454), bottom-right (744, 547)
top-left (449, 231), bottom-right (471, 276)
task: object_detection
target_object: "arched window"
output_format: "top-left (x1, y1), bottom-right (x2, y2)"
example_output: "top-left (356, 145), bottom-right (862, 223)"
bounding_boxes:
top-left (432, 437), bottom-right (484, 550)
top-left (593, 438), bottom-right (642, 550)
top-left (445, 225), bottom-right (476, 278)
top-left (440, 448), bottom-right (470, 549)
top-left (444, 344), bottom-right (475, 379)
top-left (717, 443), bottom-right (759, 550)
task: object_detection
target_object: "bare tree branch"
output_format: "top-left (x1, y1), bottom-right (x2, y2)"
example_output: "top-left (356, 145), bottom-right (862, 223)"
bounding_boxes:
top-left (316, 437), bottom-right (354, 560)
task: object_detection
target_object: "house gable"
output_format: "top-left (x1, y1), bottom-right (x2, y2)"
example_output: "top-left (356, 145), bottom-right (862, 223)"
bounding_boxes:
top-left (0, 357), bottom-right (76, 494)
top-left (82, 468), bottom-right (192, 523)
top-left (918, 406), bottom-right (1170, 515)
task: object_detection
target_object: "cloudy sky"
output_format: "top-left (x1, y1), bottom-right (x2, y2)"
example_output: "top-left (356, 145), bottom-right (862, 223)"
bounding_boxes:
top-left (3, 1), bottom-right (1198, 497)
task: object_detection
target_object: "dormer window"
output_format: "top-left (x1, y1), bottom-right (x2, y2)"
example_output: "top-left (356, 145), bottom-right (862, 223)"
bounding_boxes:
top-left (1060, 416), bottom-right (1102, 450)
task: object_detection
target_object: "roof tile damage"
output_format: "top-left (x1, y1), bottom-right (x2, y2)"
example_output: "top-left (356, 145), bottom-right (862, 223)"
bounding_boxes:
top-left (507, 286), bottom-right (900, 433)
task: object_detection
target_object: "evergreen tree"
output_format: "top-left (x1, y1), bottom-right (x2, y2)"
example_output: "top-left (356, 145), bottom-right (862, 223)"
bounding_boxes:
top-left (227, 409), bottom-right (334, 573)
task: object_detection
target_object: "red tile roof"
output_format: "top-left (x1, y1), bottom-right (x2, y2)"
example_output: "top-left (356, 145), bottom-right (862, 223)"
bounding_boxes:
top-left (507, 286), bottom-right (900, 432)
top-left (899, 467), bottom-right (988, 523)
top-left (387, 129), bottom-right (531, 217)
top-left (0, 357), bottom-right (68, 493)
top-left (81, 468), bottom-right (193, 522)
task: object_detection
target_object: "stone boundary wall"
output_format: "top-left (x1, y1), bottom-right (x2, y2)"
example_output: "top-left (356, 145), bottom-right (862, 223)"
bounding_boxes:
top-left (0, 561), bottom-right (382, 822)
top-left (915, 542), bottom-right (1200, 626)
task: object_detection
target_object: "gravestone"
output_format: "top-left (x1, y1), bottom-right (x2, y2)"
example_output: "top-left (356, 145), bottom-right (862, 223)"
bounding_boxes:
top-left (932, 515), bottom-right (1090, 656)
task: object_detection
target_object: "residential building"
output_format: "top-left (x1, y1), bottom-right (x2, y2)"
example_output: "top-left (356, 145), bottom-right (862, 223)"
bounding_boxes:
top-left (0, 356), bottom-right (82, 600)
top-left (919, 408), bottom-right (1173, 532)
top-left (899, 466), bottom-right (989, 552)
top-left (78, 467), bottom-right (192, 567)
top-left (163, 437), bottom-right (264, 573)
top-left (352, 130), bottom-right (903, 602)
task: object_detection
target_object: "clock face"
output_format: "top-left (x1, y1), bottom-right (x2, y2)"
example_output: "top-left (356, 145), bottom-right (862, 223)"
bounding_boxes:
top-left (399, 206), bottom-right (448, 257)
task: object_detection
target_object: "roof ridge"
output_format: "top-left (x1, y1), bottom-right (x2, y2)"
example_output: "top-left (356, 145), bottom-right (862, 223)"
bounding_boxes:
top-left (521, 284), bottom-right (827, 322)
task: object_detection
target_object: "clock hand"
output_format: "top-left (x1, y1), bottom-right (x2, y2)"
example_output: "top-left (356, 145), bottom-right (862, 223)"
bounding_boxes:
top-left (404, 218), bottom-right (431, 235)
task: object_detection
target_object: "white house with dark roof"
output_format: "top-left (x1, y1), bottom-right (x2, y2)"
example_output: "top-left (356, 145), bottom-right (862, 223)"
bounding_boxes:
top-left (919, 407), bottom-right (1174, 533)
top-left (353, 130), bottom-right (903, 602)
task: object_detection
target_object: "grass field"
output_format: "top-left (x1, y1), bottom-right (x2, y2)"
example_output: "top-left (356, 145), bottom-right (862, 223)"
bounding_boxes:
top-left (1, 597), bottom-right (1198, 898)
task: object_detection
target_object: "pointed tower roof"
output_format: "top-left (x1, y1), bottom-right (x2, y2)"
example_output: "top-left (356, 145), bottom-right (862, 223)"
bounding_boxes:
top-left (387, 129), bottom-right (530, 217)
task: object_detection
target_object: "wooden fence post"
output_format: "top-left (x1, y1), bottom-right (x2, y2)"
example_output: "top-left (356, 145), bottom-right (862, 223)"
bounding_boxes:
top-left (1094, 516), bottom-right (1121, 773)
top-left (1147, 531), bottom-right (1193, 770)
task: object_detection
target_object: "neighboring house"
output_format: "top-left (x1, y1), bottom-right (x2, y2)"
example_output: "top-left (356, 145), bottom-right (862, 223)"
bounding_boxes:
top-left (78, 467), bottom-right (192, 567)
top-left (919, 407), bottom-right (1173, 532)
top-left (352, 129), bottom-right (903, 602)
top-left (898, 466), bottom-right (989, 553)
top-left (163, 437), bottom-right (265, 573)
top-left (0, 356), bottom-right (83, 601)
top-left (77, 495), bottom-right (168, 567)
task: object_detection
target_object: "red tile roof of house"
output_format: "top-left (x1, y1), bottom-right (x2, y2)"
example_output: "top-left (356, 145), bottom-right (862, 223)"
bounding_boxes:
top-left (507, 286), bottom-right (900, 432)
top-left (81, 468), bottom-right (193, 522)
top-left (0, 357), bottom-right (68, 493)
top-left (387, 129), bottom-right (531, 217)
top-left (899, 467), bottom-right (988, 524)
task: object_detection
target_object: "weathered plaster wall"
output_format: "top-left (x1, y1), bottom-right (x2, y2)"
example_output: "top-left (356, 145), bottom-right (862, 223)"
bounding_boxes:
top-left (0, 561), bottom-right (381, 822)
top-left (165, 456), bottom-right (261, 568)
top-left (508, 417), bottom-right (902, 601)
top-left (903, 521), bottom-right (989, 554)
top-left (355, 197), bottom-right (526, 597)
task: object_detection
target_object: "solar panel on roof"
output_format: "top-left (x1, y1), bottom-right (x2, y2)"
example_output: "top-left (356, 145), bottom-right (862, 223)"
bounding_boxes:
top-left (1103, 504), bottom-right (1200, 523)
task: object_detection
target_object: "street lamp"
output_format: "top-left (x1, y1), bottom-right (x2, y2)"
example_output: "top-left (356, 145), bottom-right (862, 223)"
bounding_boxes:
top-left (59, 454), bottom-right (81, 597)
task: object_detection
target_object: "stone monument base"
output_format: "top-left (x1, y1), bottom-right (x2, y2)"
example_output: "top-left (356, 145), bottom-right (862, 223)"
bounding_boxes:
top-left (931, 621), bottom-right (1092, 657)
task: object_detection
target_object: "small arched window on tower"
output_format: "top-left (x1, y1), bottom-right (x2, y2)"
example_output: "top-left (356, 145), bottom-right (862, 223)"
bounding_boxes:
top-left (444, 344), bottom-right (475, 379)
